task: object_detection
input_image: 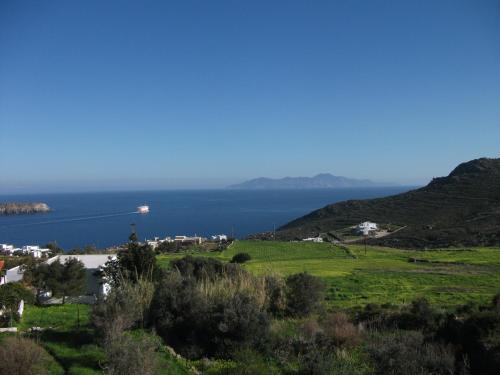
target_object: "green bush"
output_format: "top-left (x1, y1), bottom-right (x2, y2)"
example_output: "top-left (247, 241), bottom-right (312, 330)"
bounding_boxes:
top-left (285, 272), bottom-right (325, 317)
top-left (230, 252), bottom-right (252, 264)
top-left (150, 267), bottom-right (270, 359)
top-left (366, 330), bottom-right (455, 375)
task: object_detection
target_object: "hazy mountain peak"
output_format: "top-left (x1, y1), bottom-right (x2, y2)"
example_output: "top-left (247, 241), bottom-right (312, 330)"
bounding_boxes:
top-left (228, 174), bottom-right (385, 189)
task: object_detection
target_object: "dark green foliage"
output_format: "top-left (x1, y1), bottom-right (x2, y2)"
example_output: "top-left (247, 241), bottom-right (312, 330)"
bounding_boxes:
top-left (117, 242), bottom-right (158, 282)
top-left (23, 258), bottom-right (86, 304)
top-left (170, 256), bottom-right (226, 280)
top-left (230, 252), bottom-right (252, 264)
top-left (0, 282), bottom-right (34, 326)
top-left (264, 275), bottom-right (287, 317)
top-left (155, 241), bottom-right (178, 253)
top-left (436, 298), bottom-right (500, 375)
top-left (366, 330), bottom-right (455, 375)
top-left (205, 292), bottom-right (269, 357)
top-left (285, 272), bottom-right (325, 317)
top-left (226, 349), bottom-right (279, 375)
top-left (48, 258), bottom-right (87, 304)
top-left (392, 298), bottom-right (445, 332)
top-left (103, 331), bottom-right (161, 375)
top-left (297, 349), bottom-right (370, 375)
top-left (150, 264), bottom-right (270, 359)
top-left (45, 242), bottom-right (64, 254)
top-left (0, 336), bottom-right (52, 375)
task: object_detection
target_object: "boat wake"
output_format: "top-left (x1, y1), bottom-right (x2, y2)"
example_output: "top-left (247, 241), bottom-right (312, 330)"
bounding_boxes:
top-left (0, 211), bottom-right (138, 228)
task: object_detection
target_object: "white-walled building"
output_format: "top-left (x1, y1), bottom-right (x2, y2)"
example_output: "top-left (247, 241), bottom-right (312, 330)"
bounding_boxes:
top-left (49, 255), bottom-right (117, 297)
top-left (355, 221), bottom-right (378, 235)
top-left (0, 244), bottom-right (15, 255)
top-left (174, 235), bottom-right (203, 244)
top-left (302, 236), bottom-right (324, 243)
top-left (146, 236), bottom-right (174, 250)
top-left (211, 234), bottom-right (228, 241)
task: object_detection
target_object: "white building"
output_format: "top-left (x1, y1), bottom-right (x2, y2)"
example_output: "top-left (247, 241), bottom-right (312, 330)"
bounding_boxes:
top-left (146, 236), bottom-right (174, 250)
top-left (21, 245), bottom-right (51, 258)
top-left (302, 236), bottom-right (324, 243)
top-left (174, 235), bottom-right (203, 244)
top-left (3, 254), bottom-right (116, 300)
top-left (356, 221), bottom-right (378, 236)
top-left (49, 255), bottom-right (117, 297)
top-left (0, 244), bottom-right (15, 255)
top-left (211, 234), bottom-right (228, 241)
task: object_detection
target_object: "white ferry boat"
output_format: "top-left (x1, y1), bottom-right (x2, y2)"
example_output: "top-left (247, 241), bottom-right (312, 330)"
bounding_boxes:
top-left (137, 205), bottom-right (150, 214)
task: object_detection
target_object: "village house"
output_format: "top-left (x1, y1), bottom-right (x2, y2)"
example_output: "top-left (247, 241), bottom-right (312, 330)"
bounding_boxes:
top-left (302, 236), bottom-right (324, 243)
top-left (0, 244), bottom-right (15, 255)
top-left (48, 255), bottom-right (116, 298)
top-left (2, 254), bottom-right (116, 301)
top-left (211, 234), bottom-right (228, 241)
top-left (174, 235), bottom-right (204, 245)
top-left (355, 221), bottom-right (378, 236)
top-left (146, 236), bottom-right (174, 250)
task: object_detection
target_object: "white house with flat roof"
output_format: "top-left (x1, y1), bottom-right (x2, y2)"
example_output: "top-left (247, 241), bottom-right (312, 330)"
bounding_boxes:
top-left (356, 221), bottom-right (378, 236)
top-left (48, 255), bottom-right (116, 297)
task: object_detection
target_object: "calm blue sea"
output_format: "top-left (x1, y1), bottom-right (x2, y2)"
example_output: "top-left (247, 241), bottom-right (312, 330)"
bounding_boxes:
top-left (0, 188), bottom-right (413, 250)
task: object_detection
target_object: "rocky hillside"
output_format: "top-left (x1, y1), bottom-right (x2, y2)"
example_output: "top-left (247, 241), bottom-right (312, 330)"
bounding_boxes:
top-left (273, 158), bottom-right (500, 248)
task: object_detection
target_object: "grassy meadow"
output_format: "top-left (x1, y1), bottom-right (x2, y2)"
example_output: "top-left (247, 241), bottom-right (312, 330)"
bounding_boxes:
top-left (16, 304), bottom-right (191, 375)
top-left (158, 240), bottom-right (500, 308)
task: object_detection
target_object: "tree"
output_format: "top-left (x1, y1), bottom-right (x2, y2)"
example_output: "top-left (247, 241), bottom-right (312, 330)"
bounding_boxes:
top-left (117, 242), bottom-right (158, 282)
top-left (44, 242), bottom-right (63, 254)
top-left (285, 272), bottom-right (325, 317)
top-left (24, 258), bottom-right (86, 304)
top-left (103, 331), bottom-right (161, 375)
top-left (22, 259), bottom-right (50, 304)
top-left (0, 336), bottom-right (51, 375)
top-left (58, 258), bottom-right (86, 303)
top-left (0, 282), bottom-right (34, 326)
top-left (230, 252), bottom-right (252, 264)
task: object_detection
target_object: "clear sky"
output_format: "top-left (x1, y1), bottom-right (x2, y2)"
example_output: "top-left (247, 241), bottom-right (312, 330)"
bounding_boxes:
top-left (1, 0), bottom-right (499, 193)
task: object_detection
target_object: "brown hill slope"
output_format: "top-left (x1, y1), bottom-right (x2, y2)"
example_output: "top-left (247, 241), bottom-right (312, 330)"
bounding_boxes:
top-left (274, 158), bottom-right (500, 248)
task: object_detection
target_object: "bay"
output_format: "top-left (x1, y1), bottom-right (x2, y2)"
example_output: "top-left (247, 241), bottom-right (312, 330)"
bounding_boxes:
top-left (0, 187), bottom-right (413, 250)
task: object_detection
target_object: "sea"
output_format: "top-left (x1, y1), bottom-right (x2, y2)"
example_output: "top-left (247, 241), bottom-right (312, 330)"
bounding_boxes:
top-left (0, 187), bottom-right (413, 250)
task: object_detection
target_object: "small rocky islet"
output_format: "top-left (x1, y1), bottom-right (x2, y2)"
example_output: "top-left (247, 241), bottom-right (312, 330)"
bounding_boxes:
top-left (0, 202), bottom-right (50, 215)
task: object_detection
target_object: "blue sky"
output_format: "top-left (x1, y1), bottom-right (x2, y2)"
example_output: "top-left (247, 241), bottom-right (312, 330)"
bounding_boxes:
top-left (1, 0), bottom-right (499, 193)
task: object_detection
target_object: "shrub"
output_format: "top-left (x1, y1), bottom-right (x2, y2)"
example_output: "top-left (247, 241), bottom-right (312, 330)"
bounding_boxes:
top-left (321, 312), bottom-right (361, 348)
top-left (298, 348), bottom-right (371, 375)
top-left (171, 256), bottom-right (226, 281)
top-left (366, 330), bottom-right (455, 375)
top-left (92, 277), bottom-right (154, 335)
top-left (264, 275), bottom-right (287, 317)
top-left (151, 270), bottom-right (270, 358)
top-left (285, 272), bottom-right (325, 317)
top-left (0, 282), bottom-right (35, 326)
top-left (0, 336), bottom-right (52, 375)
top-left (230, 252), bottom-right (252, 264)
top-left (226, 349), bottom-right (279, 375)
top-left (103, 331), bottom-right (160, 375)
top-left (117, 243), bottom-right (158, 282)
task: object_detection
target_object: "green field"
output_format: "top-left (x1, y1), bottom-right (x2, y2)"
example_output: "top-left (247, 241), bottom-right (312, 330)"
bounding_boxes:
top-left (17, 304), bottom-right (191, 375)
top-left (158, 241), bottom-right (500, 308)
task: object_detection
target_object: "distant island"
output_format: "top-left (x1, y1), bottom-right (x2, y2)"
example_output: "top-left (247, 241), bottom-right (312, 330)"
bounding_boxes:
top-left (0, 202), bottom-right (50, 215)
top-left (266, 157), bottom-right (500, 248)
top-left (229, 173), bottom-right (388, 189)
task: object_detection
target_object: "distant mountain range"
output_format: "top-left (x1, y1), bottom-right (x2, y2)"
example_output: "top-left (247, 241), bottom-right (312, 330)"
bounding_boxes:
top-left (229, 174), bottom-right (388, 189)
top-left (266, 158), bottom-right (500, 248)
